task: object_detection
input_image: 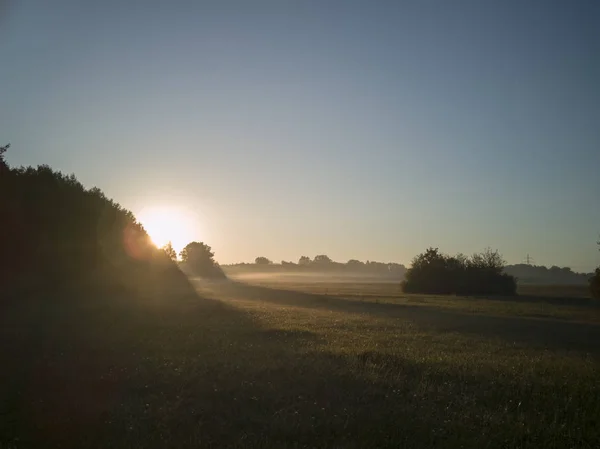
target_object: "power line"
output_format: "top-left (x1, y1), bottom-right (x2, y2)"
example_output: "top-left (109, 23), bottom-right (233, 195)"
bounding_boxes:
top-left (523, 254), bottom-right (534, 265)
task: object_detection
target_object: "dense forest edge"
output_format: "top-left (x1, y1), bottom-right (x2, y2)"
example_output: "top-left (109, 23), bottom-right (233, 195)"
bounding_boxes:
top-left (0, 145), bottom-right (222, 300)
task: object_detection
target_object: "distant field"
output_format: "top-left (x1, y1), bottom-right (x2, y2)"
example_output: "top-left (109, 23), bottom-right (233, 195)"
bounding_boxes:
top-left (518, 283), bottom-right (592, 298)
top-left (228, 271), bottom-right (598, 323)
top-left (2, 275), bottom-right (599, 448)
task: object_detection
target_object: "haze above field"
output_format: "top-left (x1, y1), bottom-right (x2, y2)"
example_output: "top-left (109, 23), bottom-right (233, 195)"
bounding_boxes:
top-left (1, 1), bottom-right (599, 270)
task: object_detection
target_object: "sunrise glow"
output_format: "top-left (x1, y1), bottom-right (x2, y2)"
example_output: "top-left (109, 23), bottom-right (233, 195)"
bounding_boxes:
top-left (137, 206), bottom-right (197, 255)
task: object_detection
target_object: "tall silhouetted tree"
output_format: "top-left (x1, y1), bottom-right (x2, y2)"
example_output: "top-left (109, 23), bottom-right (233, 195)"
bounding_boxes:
top-left (162, 242), bottom-right (177, 261)
top-left (255, 256), bottom-right (272, 265)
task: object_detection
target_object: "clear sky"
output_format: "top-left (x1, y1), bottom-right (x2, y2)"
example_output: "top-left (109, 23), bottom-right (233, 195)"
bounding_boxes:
top-left (1, 0), bottom-right (599, 270)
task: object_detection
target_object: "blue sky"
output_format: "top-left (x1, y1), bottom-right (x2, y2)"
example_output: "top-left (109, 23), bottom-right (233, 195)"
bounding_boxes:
top-left (1, 0), bottom-right (599, 270)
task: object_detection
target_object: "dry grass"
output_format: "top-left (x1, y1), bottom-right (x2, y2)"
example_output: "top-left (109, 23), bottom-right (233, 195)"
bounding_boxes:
top-left (1, 276), bottom-right (599, 448)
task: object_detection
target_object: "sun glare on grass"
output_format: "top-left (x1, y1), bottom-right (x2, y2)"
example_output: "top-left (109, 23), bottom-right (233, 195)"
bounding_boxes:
top-left (137, 206), bottom-right (197, 255)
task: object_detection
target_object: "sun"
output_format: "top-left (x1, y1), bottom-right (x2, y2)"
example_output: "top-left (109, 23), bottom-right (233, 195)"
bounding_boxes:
top-left (137, 206), bottom-right (196, 255)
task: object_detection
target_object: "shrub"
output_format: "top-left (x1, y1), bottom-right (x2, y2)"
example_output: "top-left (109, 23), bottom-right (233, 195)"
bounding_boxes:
top-left (401, 248), bottom-right (517, 296)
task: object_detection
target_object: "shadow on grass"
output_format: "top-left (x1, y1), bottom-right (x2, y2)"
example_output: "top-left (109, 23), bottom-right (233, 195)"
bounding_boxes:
top-left (219, 281), bottom-right (600, 355)
top-left (516, 284), bottom-right (593, 302)
top-left (2, 272), bottom-right (599, 448)
top-left (503, 294), bottom-right (597, 306)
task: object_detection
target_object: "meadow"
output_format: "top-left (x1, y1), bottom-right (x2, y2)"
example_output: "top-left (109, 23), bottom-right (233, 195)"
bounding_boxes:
top-left (1, 274), bottom-right (599, 448)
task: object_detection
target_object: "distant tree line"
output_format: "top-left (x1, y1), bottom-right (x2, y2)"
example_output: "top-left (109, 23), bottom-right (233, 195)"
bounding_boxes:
top-left (504, 264), bottom-right (593, 285)
top-left (227, 252), bottom-right (595, 290)
top-left (225, 255), bottom-right (407, 278)
top-left (402, 248), bottom-right (517, 296)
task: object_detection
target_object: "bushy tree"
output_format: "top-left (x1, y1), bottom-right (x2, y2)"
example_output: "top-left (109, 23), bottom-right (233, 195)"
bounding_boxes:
top-left (180, 242), bottom-right (225, 278)
top-left (298, 256), bottom-right (311, 265)
top-left (313, 254), bottom-right (332, 264)
top-left (401, 247), bottom-right (516, 296)
top-left (255, 256), bottom-right (272, 265)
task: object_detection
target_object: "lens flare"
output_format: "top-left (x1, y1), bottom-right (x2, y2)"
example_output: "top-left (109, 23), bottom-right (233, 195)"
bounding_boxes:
top-left (137, 206), bottom-right (197, 255)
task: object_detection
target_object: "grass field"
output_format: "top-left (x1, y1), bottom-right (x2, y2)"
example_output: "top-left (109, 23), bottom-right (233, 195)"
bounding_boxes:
top-left (1, 274), bottom-right (599, 448)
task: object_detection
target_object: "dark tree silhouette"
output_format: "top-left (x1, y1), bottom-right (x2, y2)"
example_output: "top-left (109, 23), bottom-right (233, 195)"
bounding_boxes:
top-left (224, 256), bottom-right (406, 278)
top-left (402, 247), bottom-right (516, 296)
top-left (180, 242), bottom-right (225, 279)
top-left (255, 256), bottom-right (272, 265)
top-left (347, 259), bottom-right (364, 268)
top-left (162, 241), bottom-right (177, 261)
top-left (313, 254), bottom-right (332, 264)
top-left (0, 143), bottom-right (8, 170)
top-left (298, 256), bottom-right (311, 265)
top-left (1, 146), bottom-right (186, 297)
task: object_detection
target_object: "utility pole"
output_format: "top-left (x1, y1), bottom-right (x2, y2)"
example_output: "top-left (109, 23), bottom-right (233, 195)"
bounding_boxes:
top-left (524, 254), bottom-right (534, 265)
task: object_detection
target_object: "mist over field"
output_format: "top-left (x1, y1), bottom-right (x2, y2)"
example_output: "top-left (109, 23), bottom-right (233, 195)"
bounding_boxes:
top-left (227, 270), bottom-right (403, 284)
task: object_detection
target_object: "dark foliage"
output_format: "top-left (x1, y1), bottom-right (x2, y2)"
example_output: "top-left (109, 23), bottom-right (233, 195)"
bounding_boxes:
top-left (0, 143), bottom-right (8, 171)
top-left (298, 256), bottom-right (311, 265)
top-left (590, 268), bottom-right (600, 299)
top-left (255, 256), bottom-right (272, 265)
top-left (179, 241), bottom-right (225, 279)
top-left (313, 254), bottom-right (333, 264)
top-left (0, 146), bottom-right (185, 297)
top-left (401, 248), bottom-right (517, 296)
